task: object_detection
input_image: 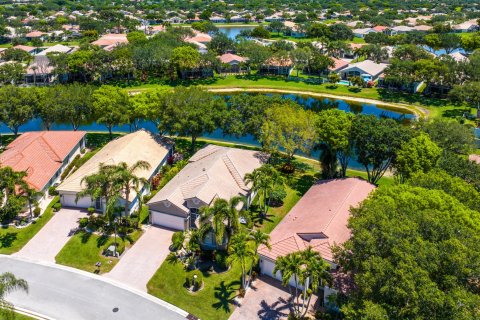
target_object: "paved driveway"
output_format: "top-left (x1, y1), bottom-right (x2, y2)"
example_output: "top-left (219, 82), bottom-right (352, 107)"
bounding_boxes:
top-left (104, 226), bottom-right (174, 291)
top-left (14, 208), bottom-right (87, 262)
top-left (0, 255), bottom-right (188, 320)
top-left (229, 276), bottom-right (318, 320)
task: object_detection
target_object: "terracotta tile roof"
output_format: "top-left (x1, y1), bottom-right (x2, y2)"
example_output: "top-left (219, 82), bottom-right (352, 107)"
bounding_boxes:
top-left (372, 26), bottom-right (387, 32)
top-left (258, 178), bottom-right (375, 263)
top-left (91, 34), bottom-right (128, 48)
top-left (13, 45), bottom-right (36, 52)
top-left (0, 131), bottom-right (86, 191)
top-left (329, 57), bottom-right (349, 71)
top-left (218, 53), bottom-right (247, 64)
top-left (26, 31), bottom-right (46, 38)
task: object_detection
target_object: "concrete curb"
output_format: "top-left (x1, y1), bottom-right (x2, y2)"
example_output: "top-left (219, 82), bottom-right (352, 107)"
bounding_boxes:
top-left (1, 255), bottom-right (189, 318)
top-left (14, 306), bottom-right (55, 320)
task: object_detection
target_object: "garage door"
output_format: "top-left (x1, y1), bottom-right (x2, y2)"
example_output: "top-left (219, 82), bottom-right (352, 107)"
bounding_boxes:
top-left (151, 211), bottom-right (185, 230)
top-left (60, 193), bottom-right (92, 208)
top-left (260, 258), bottom-right (278, 279)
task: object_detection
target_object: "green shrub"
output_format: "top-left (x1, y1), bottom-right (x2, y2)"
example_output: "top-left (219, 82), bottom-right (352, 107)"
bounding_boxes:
top-left (269, 185), bottom-right (287, 207)
top-left (53, 202), bottom-right (62, 212)
top-left (79, 217), bottom-right (88, 228)
top-left (214, 251), bottom-right (228, 270)
top-left (86, 215), bottom-right (105, 231)
top-left (87, 207), bottom-right (95, 215)
top-left (61, 154), bottom-right (81, 180)
top-left (33, 207), bottom-right (41, 217)
top-left (48, 186), bottom-right (59, 196)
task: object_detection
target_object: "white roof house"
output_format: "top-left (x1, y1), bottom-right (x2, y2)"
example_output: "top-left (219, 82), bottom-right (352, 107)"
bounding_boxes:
top-left (58, 130), bottom-right (173, 214)
top-left (38, 44), bottom-right (75, 55)
top-left (352, 28), bottom-right (376, 38)
top-left (453, 19), bottom-right (479, 33)
top-left (147, 145), bottom-right (266, 230)
top-left (341, 59), bottom-right (389, 80)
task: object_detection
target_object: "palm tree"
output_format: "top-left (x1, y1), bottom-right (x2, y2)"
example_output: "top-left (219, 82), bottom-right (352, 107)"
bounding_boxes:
top-left (77, 163), bottom-right (123, 222)
top-left (199, 196), bottom-right (244, 248)
top-left (244, 165), bottom-right (283, 214)
top-left (273, 248), bottom-right (332, 319)
top-left (0, 272), bottom-right (28, 320)
top-left (247, 230), bottom-right (271, 284)
top-left (227, 231), bottom-right (255, 290)
top-left (0, 167), bottom-right (28, 203)
top-left (107, 160), bottom-right (151, 217)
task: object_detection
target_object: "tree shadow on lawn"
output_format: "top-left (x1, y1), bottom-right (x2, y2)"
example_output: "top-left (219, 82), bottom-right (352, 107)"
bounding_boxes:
top-left (212, 280), bottom-right (241, 313)
top-left (96, 234), bottom-right (109, 247)
top-left (287, 174), bottom-right (317, 197)
top-left (80, 231), bottom-right (92, 244)
top-left (257, 296), bottom-right (293, 320)
top-left (252, 212), bottom-right (275, 229)
top-left (0, 232), bottom-right (17, 248)
top-left (442, 107), bottom-right (472, 119)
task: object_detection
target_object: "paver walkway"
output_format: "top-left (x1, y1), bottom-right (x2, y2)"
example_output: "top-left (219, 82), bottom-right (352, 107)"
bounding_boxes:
top-left (14, 208), bottom-right (87, 262)
top-left (104, 225), bottom-right (174, 291)
top-left (229, 276), bottom-right (318, 320)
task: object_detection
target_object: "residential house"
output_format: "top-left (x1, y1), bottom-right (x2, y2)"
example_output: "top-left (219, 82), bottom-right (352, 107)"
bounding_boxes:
top-left (0, 131), bottom-right (86, 209)
top-left (57, 130), bottom-right (173, 215)
top-left (265, 13), bottom-right (285, 22)
top-left (352, 27), bottom-right (376, 38)
top-left (25, 56), bottom-right (55, 84)
top-left (91, 33), bottom-right (128, 51)
top-left (387, 25), bottom-right (414, 35)
top-left (210, 15), bottom-right (227, 23)
top-left (185, 31), bottom-right (212, 45)
top-left (258, 178), bottom-right (375, 303)
top-left (230, 15), bottom-right (249, 23)
top-left (372, 25), bottom-right (388, 33)
top-left (260, 56), bottom-right (293, 76)
top-left (218, 53), bottom-right (248, 73)
top-left (147, 145), bottom-right (265, 235)
top-left (329, 57), bottom-right (349, 73)
top-left (283, 21), bottom-right (306, 38)
top-left (37, 44), bottom-right (75, 56)
top-left (453, 19), bottom-right (479, 33)
top-left (340, 59), bottom-right (389, 81)
top-left (13, 45), bottom-right (37, 55)
top-left (25, 31), bottom-right (48, 41)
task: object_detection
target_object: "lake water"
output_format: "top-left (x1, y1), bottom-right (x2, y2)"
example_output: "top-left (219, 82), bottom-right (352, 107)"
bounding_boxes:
top-left (0, 93), bottom-right (413, 169)
top-left (218, 26), bottom-right (256, 39)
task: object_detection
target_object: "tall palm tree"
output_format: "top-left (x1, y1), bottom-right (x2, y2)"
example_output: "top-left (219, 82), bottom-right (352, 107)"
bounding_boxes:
top-left (106, 160), bottom-right (151, 217)
top-left (247, 229), bottom-right (271, 284)
top-left (244, 165), bottom-right (283, 214)
top-left (77, 163), bottom-right (123, 222)
top-left (227, 231), bottom-right (255, 290)
top-left (0, 272), bottom-right (28, 320)
top-left (273, 248), bottom-right (332, 319)
top-left (0, 167), bottom-right (28, 203)
top-left (199, 196), bottom-right (244, 248)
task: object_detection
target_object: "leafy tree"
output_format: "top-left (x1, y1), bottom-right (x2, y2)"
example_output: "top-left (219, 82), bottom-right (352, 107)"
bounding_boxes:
top-left (0, 62), bottom-right (25, 85)
top-left (316, 109), bottom-right (354, 178)
top-left (393, 44), bottom-right (432, 61)
top-left (351, 115), bottom-right (412, 184)
top-left (269, 21), bottom-right (284, 35)
top-left (439, 33), bottom-right (461, 54)
top-left (422, 119), bottom-right (475, 154)
top-left (171, 46), bottom-right (200, 76)
top-left (260, 102), bottom-right (317, 163)
top-left (250, 26), bottom-right (270, 39)
top-left (0, 87), bottom-right (38, 135)
top-left (207, 32), bottom-right (235, 55)
top-left (36, 86), bottom-right (64, 130)
top-left (336, 185), bottom-right (480, 320)
top-left (126, 31), bottom-right (147, 45)
top-left (274, 248), bottom-right (332, 319)
top-left (424, 33), bottom-right (442, 52)
top-left (393, 133), bottom-right (442, 183)
top-left (158, 86), bottom-right (226, 152)
top-left (92, 85), bottom-right (130, 139)
top-left (438, 151), bottom-right (480, 192)
top-left (306, 23), bottom-right (331, 39)
top-left (461, 32), bottom-right (480, 53)
top-left (0, 272), bottom-right (28, 320)
top-left (349, 75), bottom-right (365, 87)
top-left (327, 72), bottom-right (341, 85)
top-left (328, 23), bottom-right (353, 41)
top-left (57, 83), bottom-right (95, 130)
top-left (2, 48), bottom-right (31, 62)
top-left (291, 47), bottom-right (311, 77)
top-left (449, 82), bottom-right (480, 112)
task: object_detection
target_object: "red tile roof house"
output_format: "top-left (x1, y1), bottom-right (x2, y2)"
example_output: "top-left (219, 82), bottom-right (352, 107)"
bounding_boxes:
top-left (217, 53), bottom-right (248, 73)
top-left (258, 178), bottom-right (375, 304)
top-left (0, 131), bottom-right (86, 210)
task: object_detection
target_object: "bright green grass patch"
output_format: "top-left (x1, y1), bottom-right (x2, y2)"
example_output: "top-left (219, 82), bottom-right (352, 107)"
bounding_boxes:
top-left (346, 169), bottom-right (394, 187)
top-left (351, 37), bottom-right (366, 44)
top-left (55, 229), bottom-right (143, 274)
top-left (147, 258), bottom-right (243, 320)
top-left (0, 197), bottom-right (59, 254)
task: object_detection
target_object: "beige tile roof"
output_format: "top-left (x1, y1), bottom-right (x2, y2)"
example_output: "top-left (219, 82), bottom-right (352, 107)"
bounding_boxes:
top-left (57, 130), bottom-right (172, 199)
top-left (148, 145), bottom-right (266, 216)
top-left (0, 131), bottom-right (86, 191)
top-left (258, 178), bottom-right (375, 263)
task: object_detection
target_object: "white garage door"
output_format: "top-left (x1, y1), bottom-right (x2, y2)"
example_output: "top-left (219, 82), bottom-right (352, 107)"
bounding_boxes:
top-left (60, 194), bottom-right (92, 208)
top-left (151, 211), bottom-right (185, 230)
top-left (260, 258), bottom-right (278, 279)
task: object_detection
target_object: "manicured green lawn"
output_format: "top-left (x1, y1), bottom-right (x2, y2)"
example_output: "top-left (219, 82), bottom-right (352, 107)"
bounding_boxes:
top-left (55, 229), bottom-right (143, 274)
top-left (13, 311), bottom-right (35, 320)
top-left (147, 258), bottom-right (243, 320)
top-left (0, 197), bottom-right (59, 255)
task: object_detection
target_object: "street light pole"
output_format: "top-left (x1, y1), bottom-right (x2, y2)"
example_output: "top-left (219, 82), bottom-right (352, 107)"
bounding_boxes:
top-left (114, 217), bottom-right (118, 257)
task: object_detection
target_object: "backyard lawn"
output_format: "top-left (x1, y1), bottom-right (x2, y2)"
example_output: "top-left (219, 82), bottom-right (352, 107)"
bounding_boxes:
top-left (0, 197), bottom-right (59, 255)
top-left (147, 258), bottom-right (243, 320)
top-left (55, 229), bottom-right (143, 274)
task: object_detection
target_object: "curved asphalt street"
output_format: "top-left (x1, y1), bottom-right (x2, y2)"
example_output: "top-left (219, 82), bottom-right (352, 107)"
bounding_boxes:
top-left (0, 255), bottom-right (188, 320)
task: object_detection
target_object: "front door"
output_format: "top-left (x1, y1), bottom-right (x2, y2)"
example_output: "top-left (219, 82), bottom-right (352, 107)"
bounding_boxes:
top-left (95, 197), bottom-right (102, 211)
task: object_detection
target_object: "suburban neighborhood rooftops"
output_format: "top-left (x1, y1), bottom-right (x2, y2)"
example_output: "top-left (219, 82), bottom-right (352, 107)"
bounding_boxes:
top-left (58, 130), bottom-right (172, 198)
top-left (329, 57), bottom-right (349, 71)
top-left (148, 145), bottom-right (266, 216)
top-left (258, 178), bottom-right (375, 263)
top-left (91, 33), bottom-right (128, 47)
top-left (13, 45), bottom-right (36, 52)
top-left (0, 131), bottom-right (86, 191)
top-left (38, 44), bottom-right (74, 55)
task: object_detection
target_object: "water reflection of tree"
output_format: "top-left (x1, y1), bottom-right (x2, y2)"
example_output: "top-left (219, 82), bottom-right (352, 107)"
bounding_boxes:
top-left (348, 103), bottom-right (364, 114)
top-left (308, 99), bottom-right (339, 112)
